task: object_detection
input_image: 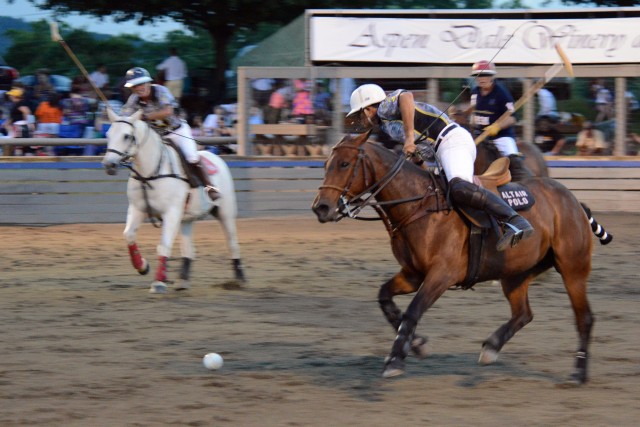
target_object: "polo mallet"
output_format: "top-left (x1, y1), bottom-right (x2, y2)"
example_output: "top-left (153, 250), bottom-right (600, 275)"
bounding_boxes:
top-left (49, 20), bottom-right (110, 105)
top-left (474, 43), bottom-right (575, 145)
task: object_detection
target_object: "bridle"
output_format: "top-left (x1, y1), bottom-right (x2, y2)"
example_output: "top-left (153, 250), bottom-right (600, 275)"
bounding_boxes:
top-left (319, 142), bottom-right (423, 221)
top-left (105, 119), bottom-right (145, 164)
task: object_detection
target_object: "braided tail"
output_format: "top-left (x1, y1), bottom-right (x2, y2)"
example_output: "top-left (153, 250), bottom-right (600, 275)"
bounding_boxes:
top-left (581, 203), bottom-right (613, 245)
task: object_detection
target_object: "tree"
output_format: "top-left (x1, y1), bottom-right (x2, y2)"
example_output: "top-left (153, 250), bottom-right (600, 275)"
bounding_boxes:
top-left (22, 0), bottom-right (494, 102)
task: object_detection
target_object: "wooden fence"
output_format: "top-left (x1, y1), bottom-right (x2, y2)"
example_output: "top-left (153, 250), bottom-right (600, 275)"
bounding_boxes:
top-left (0, 157), bottom-right (639, 225)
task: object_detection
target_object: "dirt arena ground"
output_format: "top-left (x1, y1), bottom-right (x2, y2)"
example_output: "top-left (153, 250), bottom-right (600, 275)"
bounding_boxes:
top-left (1, 213), bottom-right (639, 426)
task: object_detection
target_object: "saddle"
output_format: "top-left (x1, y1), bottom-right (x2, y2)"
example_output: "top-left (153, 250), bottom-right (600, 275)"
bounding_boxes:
top-left (459, 157), bottom-right (535, 228)
top-left (454, 157), bottom-right (536, 290)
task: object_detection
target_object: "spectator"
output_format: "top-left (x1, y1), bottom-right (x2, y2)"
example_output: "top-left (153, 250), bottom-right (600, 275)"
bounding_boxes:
top-left (575, 121), bottom-right (607, 156)
top-left (156, 47), bottom-right (187, 102)
top-left (3, 87), bottom-right (35, 155)
top-left (291, 79), bottom-right (314, 123)
top-left (58, 85), bottom-right (92, 155)
top-left (313, 80), bottom-right (332, 125)
top-left (264, 80), bottom-right (292, 124)
top-left (536, 87), bottom-right (559, 121)
top-left (89, 63), bottom-right (110, 98)
top-left (251, 78), bottom-right (275, 109)
top-left (203, 105), bottom-right (226, 136)
top-left (593, 79), bottom-right (613, 122)
top-left (34, 93), bottom-right (63, 137)
top-left (533, 116), bottom-right (566, 156)
top-left (72, 75), bottom-right (95, 102)
top-left (32, 68), bottom-right (55, 106)
top-left (0, 109), bottom-right (7, 136)
top-left (190, 115), bottom-right (205, 138)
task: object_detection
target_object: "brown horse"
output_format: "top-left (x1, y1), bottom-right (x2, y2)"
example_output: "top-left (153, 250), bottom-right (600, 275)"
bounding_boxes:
top-left (311, 130), bottom-right (612, 384)
top-left (475, 140), bottom-right (549, 177)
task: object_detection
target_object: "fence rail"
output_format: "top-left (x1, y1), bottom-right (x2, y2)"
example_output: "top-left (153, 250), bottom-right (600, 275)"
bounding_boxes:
top-left (1, 156), bottom-right (639, 225)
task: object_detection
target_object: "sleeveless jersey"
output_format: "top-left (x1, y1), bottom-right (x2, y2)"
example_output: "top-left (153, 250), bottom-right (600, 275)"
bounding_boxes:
top-left (470, 81), bottom-right (516, 139)
top-left (377, 89), bottom-right (454, 143)
top-left (120, 84), bottom-right (181, 129)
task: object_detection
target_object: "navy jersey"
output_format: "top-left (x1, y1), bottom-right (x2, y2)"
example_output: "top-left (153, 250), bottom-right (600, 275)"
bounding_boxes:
top-left (377, 89), bottom-right (454, 143)
top-left (470, 81), bottom-right (516, 139)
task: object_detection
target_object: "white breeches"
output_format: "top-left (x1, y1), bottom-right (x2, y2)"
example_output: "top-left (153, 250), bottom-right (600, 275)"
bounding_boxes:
top-left (165, 122), bottom-right (199, 163)
top-left (492, 136), bottom-right (518, 157)
top-left (437, 126), bottom-right (476, 183)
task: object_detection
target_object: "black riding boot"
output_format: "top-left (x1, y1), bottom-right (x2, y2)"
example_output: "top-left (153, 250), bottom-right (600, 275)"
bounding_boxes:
top-left (190, 161), bottom-right (220, 201)
top-left (450, 177), bottom-right (534, 251)
top-left (508, 154), bottom-right (534, 181)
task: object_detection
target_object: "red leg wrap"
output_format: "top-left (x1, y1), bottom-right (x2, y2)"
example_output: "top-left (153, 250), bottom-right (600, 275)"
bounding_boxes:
top-left (155, 256), bottom-right (168, 282)
top-left (128, 243), bottom-right (144, 270)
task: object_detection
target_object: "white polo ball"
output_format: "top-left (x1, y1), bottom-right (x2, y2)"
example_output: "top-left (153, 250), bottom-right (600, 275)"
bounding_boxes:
top-left (203, 353), bottom-right (223, 370)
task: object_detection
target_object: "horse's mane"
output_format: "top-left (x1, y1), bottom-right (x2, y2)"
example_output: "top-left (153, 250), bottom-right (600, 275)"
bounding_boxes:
top-left (477, 140), bottom-right (501, 162)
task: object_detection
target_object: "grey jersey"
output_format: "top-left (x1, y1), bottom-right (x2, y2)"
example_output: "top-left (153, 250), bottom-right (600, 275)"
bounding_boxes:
top-left (377, 89), bottom-right (454, 143)
top-left (120, 84), bottom-right (181, 129)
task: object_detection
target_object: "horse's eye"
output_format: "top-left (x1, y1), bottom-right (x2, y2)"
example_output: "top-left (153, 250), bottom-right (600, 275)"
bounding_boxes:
top-left (340, 161), bottom-right (350, 168)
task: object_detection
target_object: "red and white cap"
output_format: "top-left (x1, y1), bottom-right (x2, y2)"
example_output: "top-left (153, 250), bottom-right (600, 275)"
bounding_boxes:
top-left (470, 60), bottom-right (497, 77)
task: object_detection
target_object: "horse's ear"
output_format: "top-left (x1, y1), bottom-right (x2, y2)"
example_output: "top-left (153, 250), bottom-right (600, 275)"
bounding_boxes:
top-left (131, 109), bottom-right (144, 121)
top-left (354, 129), bottom-right (373, 146)
top-left (106, 107), bottom-right (118, 123)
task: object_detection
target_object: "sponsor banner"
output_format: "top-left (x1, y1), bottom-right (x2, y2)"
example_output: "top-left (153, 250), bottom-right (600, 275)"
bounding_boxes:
top-left (310, 17), bottom-right (640, 64)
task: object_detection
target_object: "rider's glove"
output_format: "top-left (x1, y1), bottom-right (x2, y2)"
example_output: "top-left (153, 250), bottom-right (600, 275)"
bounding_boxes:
top-left (484, 123), bottom-right (501, 137)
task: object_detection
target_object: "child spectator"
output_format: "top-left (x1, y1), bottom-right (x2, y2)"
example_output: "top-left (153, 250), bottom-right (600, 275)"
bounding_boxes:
top-left (534, 116), bottom-right (566, 156)
top-left (35, 93), bottom-right (63, 137)
top-left (576, 121), bottom-right (607, 156)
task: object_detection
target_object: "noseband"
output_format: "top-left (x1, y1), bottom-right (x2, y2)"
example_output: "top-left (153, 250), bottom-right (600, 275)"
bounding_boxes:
top-left (106, 119), bottom-right (150, 162)
top-left (319, 142), bottom-right (418, 220)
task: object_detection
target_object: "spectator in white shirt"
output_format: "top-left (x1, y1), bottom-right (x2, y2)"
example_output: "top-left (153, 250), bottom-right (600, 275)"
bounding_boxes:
top-left (536, 87), bottom-right (559, 121)
top-left (89, 63), bottom-right (110, 96)
top-left (156, 47), bottom-right (188, 101)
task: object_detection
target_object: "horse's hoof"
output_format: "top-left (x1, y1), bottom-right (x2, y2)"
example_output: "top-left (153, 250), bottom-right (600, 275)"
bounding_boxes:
top-left (478, 346), bottom-right (499, 365)
top-left (138, 259), bottom-right (149, 275)
top-left (410, 336), bottom-right (429, 359)
top-left (175, 280), bottom-right (190, 291)
top-left (149, 281), bottom-right (168, 294)
top-left (382, 356), bottom-right (405, 379)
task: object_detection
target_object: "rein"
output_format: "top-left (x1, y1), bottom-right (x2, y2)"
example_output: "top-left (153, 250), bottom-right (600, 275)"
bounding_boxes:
top-left (321, 142), bottom-right (428, 224)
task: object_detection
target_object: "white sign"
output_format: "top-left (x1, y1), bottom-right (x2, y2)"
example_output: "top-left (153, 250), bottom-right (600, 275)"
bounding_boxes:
top-left (310, 17), bottom-right (640, 64)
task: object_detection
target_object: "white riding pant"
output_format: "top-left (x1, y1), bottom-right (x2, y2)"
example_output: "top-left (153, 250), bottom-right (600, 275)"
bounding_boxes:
top-left (165, 122), bottom-right (199, 163)
top-left (436, 125), bottom-right (476, 183)
top-left (492, 136), bottom-right (518, 157)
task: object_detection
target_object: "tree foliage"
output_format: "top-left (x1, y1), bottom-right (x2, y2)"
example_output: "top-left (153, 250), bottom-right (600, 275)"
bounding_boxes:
top-left (22, 0), bottom-right (498, 101)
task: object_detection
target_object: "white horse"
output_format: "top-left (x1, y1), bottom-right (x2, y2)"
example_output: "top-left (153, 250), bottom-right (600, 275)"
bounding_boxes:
top-left (101, 109), bottom-right (245, 293)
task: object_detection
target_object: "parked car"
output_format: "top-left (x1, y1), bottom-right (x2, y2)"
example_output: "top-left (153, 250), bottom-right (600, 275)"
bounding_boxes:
top-left (0, 65), bottom-right (20, 92)
top-left (17, 74), bottom-right (72, 93)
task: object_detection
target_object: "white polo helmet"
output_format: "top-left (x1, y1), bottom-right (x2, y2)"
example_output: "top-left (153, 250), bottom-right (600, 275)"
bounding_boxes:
top-left (347, 84), bottom-right (386, 117)
top-left (124, 67), bottom-right (153, 87)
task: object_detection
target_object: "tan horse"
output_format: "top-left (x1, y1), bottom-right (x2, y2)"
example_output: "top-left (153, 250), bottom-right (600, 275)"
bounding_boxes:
top-left (312, 131), bottom-right (612, 384)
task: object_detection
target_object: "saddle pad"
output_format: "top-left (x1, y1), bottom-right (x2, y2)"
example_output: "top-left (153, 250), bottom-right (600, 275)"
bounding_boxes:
top-left (497, 182), bottom-right (535, 212)
top-left (200, 155), bottom-right (219, 175)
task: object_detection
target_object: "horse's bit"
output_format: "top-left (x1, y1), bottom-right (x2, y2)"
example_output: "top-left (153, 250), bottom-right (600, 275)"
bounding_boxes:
top-left (319, 143), bottom-right (422, 221)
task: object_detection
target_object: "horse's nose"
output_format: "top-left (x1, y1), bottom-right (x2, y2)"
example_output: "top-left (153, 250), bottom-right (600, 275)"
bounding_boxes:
top-left (312, 201), bottom-right (331, 223)
top-left (102, 161), bottom-right (118, 176)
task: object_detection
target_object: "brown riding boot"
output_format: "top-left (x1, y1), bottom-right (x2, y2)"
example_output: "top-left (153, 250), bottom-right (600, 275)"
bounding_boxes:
top-left (450, 177), bottom-right (534, 251)
top-left (190, 161), bottom-right (221, 201)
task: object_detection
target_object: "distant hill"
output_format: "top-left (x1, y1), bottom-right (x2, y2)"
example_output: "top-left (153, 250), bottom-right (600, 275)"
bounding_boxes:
top-left (0, 16), bottom-right (32, 57)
